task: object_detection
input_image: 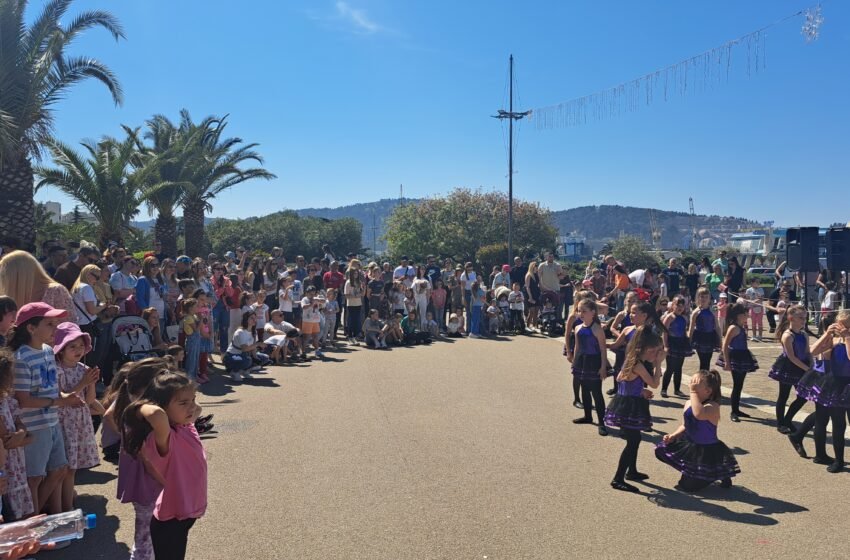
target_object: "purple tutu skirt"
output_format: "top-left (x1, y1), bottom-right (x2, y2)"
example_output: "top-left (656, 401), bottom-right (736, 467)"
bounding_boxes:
top-left (691, 330), bottom-right (719, 354)
top-left (655, 438), bottom-right (740, 482)
top-left (767, 355), bottom-right (809, 386)
top-left (716, 349), bottom-right (758, 373)
top-left (667, 336), bottom-right (694, 359)
top-left (572, 354), bottom-right (604, 382)
top-left (795, 369), bottom-right (850, 408)
top-left (604, 395), bottom-right (652, 431)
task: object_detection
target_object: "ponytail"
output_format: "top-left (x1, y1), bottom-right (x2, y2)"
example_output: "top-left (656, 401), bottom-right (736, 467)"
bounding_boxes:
top-left (112, 358), bottom-right (169, 434)
top-left (123, 372), bottom-right (193, 457)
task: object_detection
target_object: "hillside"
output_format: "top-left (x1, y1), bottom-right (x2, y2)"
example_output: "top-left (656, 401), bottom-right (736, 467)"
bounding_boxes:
top-left (550, 205), bottom-right (762, 249)
top-left (133, 200), bottom-right (762, 251)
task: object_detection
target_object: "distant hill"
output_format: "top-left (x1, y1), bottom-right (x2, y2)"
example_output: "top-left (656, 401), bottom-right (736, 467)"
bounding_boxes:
top-left (550, 205), bottom-right (762, 249)
top-left (133, 200), bottom-right (762, 251)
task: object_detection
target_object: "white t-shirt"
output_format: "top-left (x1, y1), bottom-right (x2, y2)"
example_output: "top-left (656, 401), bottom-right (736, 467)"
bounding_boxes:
top-left (745, 287), bottom-right (764, 313)
top-left (300, 297), bottom-right (322, 323)
top-left (823, 290), bottom-right (838, 310)
top-left (227, 328), bottom-right (255, 354)
top-left (264, 320), bottom-right (296, 335)
top-left (629, 269), bottom-right (646, 287)
top-left (251, 303), bottom-right (269, 328)
top-left (508, 290), bottom-right (525, 311)
top-left (344, 280), bottom-right (362, 307)
top-left (460, 271), bottom-right (477, 290)
top-left (73, 284), bottom-right (98, 325)
top-left (278, 288), bottom-right (293, 313)
top-left (447, 318), bottom-right (461, 333)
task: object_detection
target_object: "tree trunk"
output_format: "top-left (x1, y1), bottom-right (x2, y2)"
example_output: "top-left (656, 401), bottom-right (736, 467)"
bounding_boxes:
top-left (183, 198), bottom-right (206, 258)
top-left (0, 156), bottom-right (36, 250)
top-left (154, 212), bottom-right (178, 259)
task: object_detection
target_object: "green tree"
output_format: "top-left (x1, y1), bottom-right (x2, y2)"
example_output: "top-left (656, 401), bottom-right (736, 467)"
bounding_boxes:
top-left (611, 235), bottom-right (660, 271)
top-left (178, 113), bottom-right (276, 257)
top-left (71, 205), bottom-right (83, 225)
top-left (383, 188), bottom-right (557, 261)
top-left (205, 211), bottom-right (361, 259)
top-left (0, 0), bottom-right (124, 248)
top-left (34, 130), bottom-right (144, 248)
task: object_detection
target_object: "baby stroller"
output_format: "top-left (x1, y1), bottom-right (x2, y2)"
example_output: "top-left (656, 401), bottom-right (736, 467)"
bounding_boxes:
top-left (539, 293), bottom-right (565, 337)
top-left (112, 315), bottom-right (161, 364)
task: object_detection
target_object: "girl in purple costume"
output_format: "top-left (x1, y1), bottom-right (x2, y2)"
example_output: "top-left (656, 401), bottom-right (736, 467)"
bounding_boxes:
top-left (794, 310), bottom-right (850, 473)
top-left (605, 326), bottom-right (663, 492)
top-left (655, 369), bottom-right (740, 492)
top-left (717, 304), bottom-right (759, 422)
top-left (689, 287), bottom-right (721, 371)
top-left (661, 295), bottom-right (694, 398)
top-left (568, 298), bottom-right (609, 436)
top-left (767, 305), bottom-right (811, 434)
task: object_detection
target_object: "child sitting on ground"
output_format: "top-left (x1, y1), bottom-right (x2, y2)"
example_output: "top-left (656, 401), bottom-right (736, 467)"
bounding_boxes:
top-left (424, 312), bottom-right (440, 339)
top-left (363, 310), bottom-right (388, 348)
top-left (446, 313), bottom-right (464, 338)
top-left (383, 314), bottom-right (405, 346)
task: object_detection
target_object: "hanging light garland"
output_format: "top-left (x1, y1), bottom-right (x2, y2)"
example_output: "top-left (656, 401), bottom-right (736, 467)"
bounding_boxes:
top-left (530, 4), bottom-right (824, 130)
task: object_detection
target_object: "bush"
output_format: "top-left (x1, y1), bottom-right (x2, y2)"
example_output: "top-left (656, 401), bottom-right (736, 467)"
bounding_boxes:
top-left (612, 236), bottom-right (661, 271)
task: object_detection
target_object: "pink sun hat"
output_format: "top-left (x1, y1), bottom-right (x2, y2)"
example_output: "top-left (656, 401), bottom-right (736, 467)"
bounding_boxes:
top-left (15, 302), bottom-right (68, 326)
top-left (53, 322), bottom-right (92, 356)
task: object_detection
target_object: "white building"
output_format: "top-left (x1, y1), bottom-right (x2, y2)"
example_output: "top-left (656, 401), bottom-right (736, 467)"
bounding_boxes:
top-left (43, 201), bottom-right (61, 224)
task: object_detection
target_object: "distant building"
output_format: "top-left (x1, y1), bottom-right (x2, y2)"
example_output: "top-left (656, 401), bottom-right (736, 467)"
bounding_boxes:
top-left (43, 201), bottom-right (61, 224)
top-left (60, 207), bottom-right (97, 224)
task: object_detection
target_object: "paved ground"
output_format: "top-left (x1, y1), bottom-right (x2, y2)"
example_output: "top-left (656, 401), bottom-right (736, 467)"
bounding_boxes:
top-left (53, 331), bottom-right (845, 560)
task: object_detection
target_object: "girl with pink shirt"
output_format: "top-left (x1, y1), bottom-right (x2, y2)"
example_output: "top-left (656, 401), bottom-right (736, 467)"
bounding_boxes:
top-left (123, 372), bottom-right (207, 560)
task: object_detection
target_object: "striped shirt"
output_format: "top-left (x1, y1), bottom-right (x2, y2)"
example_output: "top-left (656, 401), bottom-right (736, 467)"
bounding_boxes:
top-left (13, 344), bottom-right (60, 431)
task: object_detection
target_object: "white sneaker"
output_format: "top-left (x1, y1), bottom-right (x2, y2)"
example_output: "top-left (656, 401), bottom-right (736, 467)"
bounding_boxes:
top-left (230, 371), bottom-right (242, 382)
top-left (249, 365), bottom-right (262, 372)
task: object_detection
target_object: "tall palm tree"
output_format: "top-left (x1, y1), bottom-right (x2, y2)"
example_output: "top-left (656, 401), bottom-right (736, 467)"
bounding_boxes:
top-left (135, 112), bottom-right (197, 258)
top-left (34, 129), bottom-right (143, 248)
top-left (179, 112), bottom-right (276, 257)
top-left (0, 0), bottom-right (124, 248)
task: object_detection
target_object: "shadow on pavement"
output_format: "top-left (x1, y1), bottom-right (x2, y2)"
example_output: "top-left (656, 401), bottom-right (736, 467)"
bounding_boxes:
top-left (642, 481), bottom-right (808, 525)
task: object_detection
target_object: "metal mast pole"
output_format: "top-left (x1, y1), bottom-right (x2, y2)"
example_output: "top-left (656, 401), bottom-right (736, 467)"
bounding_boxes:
top-left (492, 56), bottom-right (530, 265)
top-left (508, 55), bottom-right (514, 264)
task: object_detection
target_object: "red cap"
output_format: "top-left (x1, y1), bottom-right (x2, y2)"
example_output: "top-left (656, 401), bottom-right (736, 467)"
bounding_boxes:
top-left (15, 302), bottom-right (68, 326)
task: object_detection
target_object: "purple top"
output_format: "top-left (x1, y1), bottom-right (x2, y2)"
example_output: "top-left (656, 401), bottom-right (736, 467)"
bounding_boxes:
top-left (695, 308), bottom-right (715, 332)
top-left (833, 343), bottom-right (850, 378)
top-left (618, 360), bottom-right (653, 397)
top-left (787, 331), bottom-right (812, 365)
top-left (684, 406), bottom-right (718, 445)
top-left (669, 315), bottom-right (686, 337)
top-left (729, 329), bottom-right (749, 351)
top-left (621, 315), bottom-right (632, 328)
top-left (576, 324), bottom-right (600, 356)
top-left (117, 447), bottom-right (164, 506)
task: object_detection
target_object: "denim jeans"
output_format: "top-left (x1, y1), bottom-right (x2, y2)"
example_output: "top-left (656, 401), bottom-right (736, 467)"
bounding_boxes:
top-left (212, 300), bottom-right (229, 352)
top-left (470, 305), bottom-right (482, 335)
top-left (184, 331), bottom-right (200, 380)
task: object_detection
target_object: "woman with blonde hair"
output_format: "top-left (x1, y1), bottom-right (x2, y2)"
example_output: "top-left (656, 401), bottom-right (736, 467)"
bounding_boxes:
top-left (524, 261), bottom-right (541, 329)
top-left (0, 250), bottom-right (76, 321)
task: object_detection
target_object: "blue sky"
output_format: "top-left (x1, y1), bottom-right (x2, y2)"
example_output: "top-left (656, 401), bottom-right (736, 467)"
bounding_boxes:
top-left (34, 0), bottom-right (850, 227)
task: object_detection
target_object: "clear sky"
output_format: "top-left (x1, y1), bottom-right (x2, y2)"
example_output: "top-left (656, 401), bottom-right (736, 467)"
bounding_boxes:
top-left (33, 0), bottom-right (850, 227)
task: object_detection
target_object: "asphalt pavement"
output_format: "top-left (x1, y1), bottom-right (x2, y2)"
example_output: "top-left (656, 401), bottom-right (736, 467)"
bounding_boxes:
top-left (52, 331), bottom-right (845, 560)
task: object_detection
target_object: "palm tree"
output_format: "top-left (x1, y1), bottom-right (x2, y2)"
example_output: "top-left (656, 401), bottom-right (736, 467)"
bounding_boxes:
top-left (134, 112), bottom-right (197, 258)
top-left (179, 112), bottom-right (276, 257)
top-left (34, 129), bottom-right (143, 248)
top-left (0, 0), bottom-right (124, 248)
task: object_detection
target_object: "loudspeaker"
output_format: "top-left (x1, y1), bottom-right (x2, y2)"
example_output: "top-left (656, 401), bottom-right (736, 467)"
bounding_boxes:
top-left (826, 227), bottom-right (850, 272)
top-left (786, 227), bottom-right (819, 271)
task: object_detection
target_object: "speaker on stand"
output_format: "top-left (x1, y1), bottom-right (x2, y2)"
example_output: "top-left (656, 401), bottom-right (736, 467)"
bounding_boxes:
top-left (826, 227), bottom-right (849, 311)
top-left (786, 227), bottom-right (820, 328)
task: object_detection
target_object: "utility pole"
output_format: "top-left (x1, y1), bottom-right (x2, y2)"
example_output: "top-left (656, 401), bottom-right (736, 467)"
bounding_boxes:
top-left (371, 212), bottom-right (379, 256)
top-left (492, 55), bottom-right (530, 264)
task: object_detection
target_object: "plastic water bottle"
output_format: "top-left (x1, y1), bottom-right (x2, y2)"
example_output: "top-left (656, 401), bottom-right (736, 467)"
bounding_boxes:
top-left (0, 509), bottom-right (96, 552)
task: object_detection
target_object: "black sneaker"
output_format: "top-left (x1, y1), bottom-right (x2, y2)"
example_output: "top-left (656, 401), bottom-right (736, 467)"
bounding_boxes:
top-left (572, 417), bottom-right (593, 424)
top-left (598, 426), bottom-right (609, 436)
top-left (827, 462), bottom-right (844, 473)
top-left (606, 388), bottom-right (617, 396)
top-left (788, 435), bottom-right (808, 458)
top-left (777, 425), bottom-right (792, 434)
top-left (625, 471), bottom-right (649, 481)
top-left (735, 410), bottom-right (751, 418)
top-left (660, 390), bottom-right (669, 398)
top-left (812, 455), bottom-right (834, 465)
top-left (730, 412), bottom-right (740, 423)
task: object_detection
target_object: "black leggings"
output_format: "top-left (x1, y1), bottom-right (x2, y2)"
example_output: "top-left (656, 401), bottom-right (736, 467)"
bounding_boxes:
top-left (614, 428), bottom-right (642, 481)
top-left (776, 385), bottom-right (808, 426)
top-left (580, 380), bottom-right (606, 423)
top-left (572, 376), bottom-right (582, 404)
top-left (697, 351), bottom-right (713, 371)
top-left (150, 517), bottom-right (197, 560)
top-left (730, 370), bottom-right (747, 414)
top-left (662, 356), bottom-right (685, 392)
top-left (677, 475), bottom-right (713, 492)
top-left (814, 404), bottom-right (847, 463)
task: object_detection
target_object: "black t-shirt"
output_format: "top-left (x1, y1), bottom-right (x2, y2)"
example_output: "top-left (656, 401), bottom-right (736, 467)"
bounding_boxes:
top-left (367, 279), bottom-right (385, 307)
top-left (663, 267), bottom-right (682, 294)
top-left (510, 265), bottom-right (528, 287)
top-left (425, 265), bottom-right (441, 286)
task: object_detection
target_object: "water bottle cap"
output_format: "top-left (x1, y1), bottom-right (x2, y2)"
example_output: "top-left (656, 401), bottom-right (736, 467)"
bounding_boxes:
top-left (85, 513), bottom-right (97, 530)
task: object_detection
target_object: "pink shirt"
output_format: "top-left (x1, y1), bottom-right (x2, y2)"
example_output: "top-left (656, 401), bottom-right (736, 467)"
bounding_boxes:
top-left (431, 288), bottom-right (447, 309)
top-left (144, 423), bottom-right (208, 521)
